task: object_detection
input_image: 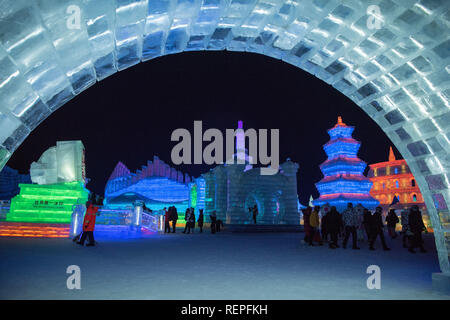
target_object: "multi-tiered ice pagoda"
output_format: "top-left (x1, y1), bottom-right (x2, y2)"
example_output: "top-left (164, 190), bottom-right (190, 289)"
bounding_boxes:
top-left (313, 117), bottom-right (379, 211)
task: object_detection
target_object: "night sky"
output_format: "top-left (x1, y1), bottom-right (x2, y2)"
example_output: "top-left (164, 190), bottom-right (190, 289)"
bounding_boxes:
top-left (6, 51), bottom-right (401, 205)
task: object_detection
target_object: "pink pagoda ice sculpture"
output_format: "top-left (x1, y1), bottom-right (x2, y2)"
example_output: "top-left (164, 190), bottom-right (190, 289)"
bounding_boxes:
top-left (313, 117), bottom-right (379, 211)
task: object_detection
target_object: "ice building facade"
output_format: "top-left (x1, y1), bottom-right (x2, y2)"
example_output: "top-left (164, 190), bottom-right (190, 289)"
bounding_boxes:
top-left (190, 120), bottom-right (300, 224)
top-left (201, 159), bottom-right (300, 224)
top-left (368, 146), bottom-right (432, 231)
top-left (0, 0), bottom-right (448, 283)
top-left (313, 117), bottom-right (379, 211)
top-left (0, 166), bottom-right (31, 200)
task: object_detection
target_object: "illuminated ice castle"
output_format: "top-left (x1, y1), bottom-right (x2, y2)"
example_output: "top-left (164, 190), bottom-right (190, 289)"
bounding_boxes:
top-left (313, 117), bottom-right (379, 211)
top-left (199, 121), bottom-right (300, 225)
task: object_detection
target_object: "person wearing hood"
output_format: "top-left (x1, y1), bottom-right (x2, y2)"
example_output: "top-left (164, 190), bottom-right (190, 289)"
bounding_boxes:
top-left (321, 204), bottom-right (330, 242)
top-left (302, 207), bottom-right (312, 244)
top-left (197, 209), bottom-right (204, 233)
top-left (408, 205), bottom-right (426, 253)
top-left (164, 207), bottom-right (171, 233)
top-left (354, 203), bottom-right (365, 242)
top-left (252, 205), bottom-right (258, 224)
top-left (326, 206), bottom-right (341, 249)
top-left (210, 210), bottom-right (217, 234)
top-left (400, 208), bottom-right (410, 248)
top-left (182, 208), bottom-right (190, 234)
top-left (186, 208), bottom-right (196, 234)
top-left (77, 193), bottom-right (101, 247)
top-left (309, 206), bottom-right (322, 246)
top-left (169, 206), bottom-right (178, 233)
top-left (386, 208), bottom-right (399, 239)
top-left (342, 203), bottom-right (360, 250)
top-left (368, 207), bottom-right (391, 251)
top-left (362, 208), bottom-right (372, 241)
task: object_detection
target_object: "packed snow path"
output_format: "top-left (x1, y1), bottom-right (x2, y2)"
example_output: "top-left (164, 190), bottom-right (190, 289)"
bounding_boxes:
top-left (0, 232), bottom-right (448, 299)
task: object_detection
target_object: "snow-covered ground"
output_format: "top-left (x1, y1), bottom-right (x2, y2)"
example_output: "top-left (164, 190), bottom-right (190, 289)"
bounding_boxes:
top-left (0, 231), bottom-right (448, 300)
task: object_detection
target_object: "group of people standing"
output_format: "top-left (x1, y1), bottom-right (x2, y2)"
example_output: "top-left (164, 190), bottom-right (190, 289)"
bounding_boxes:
top-left (302, 203), bottom-right (427, 253)
top-left (163, 207), bottom-right (223, 234)
top-left (182, 207), bottom-right (202, 234)
top-left (164, 206), bottom-right (179, 233)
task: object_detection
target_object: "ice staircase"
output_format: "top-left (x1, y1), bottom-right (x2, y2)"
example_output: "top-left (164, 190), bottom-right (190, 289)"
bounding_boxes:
top-left (0, 222), bottom-right (70, 237)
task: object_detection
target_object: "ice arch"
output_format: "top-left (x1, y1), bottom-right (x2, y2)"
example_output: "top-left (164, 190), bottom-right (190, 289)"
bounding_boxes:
top-left (0, 0), bottom-right (449, 277)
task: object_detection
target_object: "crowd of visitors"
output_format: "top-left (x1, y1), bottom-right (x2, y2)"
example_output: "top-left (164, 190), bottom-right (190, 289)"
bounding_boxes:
top-left (302, 203), bottom-right (427, 253)
top-left (163, 207), bottom-right (223, 234)
top-left (73, 195), bottom-right (427, 253)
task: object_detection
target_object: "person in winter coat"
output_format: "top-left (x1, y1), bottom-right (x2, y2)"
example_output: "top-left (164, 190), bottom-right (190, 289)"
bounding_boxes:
top-left (400, 209), bottom-right (410, 248)
top-left (408, 205), bottom-right (426, 253)
top-left (210, 211), bottom-right (217, 234)
top-left (170, 206), bottom-right (178, 233)
top-left (386, 209), bottom-right (399, 239)
top-left (368, 207), bottom-right (390, 251)
top-left (320, 204), bottom-right (330, 241)
top-left (326, 206), bottom-right (341, 249)
top-left (185, 208), bottom-right (196, 234)
top-left (77, 195), bottom-right (100, 246)
top-left (197, 209), bottom-right (204, 233)
top-left (252, 205), bottom-right (258, 224)
top-left (362, 208), bottom-right (372, 241)
top-left (182, 208), bottom-right (190, 233)
top-left (354, 203), bottom-right (365, 242)
top-left (342, 203), bottom-right (360, 250)
top-left (302, 207), bottom-right (312, 244)
top-left (216, 219), bottom-right (224, 232)
top-left (164, 207), bottom-right (171, 233)
top-left (309, 206), bottom-right (322, 246)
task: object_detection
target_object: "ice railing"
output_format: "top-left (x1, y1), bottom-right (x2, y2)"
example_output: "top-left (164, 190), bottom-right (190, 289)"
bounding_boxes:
top-left (0, 200), bottom-right (10, 220)
top-left (142, 209), bottom-right (164, 233)
top-left (70, 204), bottom-right (137, 237)
top-left (96, 207), bottom-right (133, 226)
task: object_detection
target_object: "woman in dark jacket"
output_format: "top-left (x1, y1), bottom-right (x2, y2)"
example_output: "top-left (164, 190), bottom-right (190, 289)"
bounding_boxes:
top-left (164, 207), bottom-right (171, 233)
top-left (362, 208), bottom-right (372, 241)
top-left (326, 206), bottom-right (341, 249)
top-left (408, 205), bottom-right (426, 253)
top-left (182, 208), bottom-right (190, 233)
top-left (321, 212), bottom-right (329, 241)
top-left (197, 209), bottom-right (204, 233)
top-left (302, 207), bottom-right (312, 244)
top-left (386, 209), bottom-right (399, 239)
top-left (169, 206), bottom-right (178, 233)
top-left (368, 207), bottom-right (390, 251)
top-left (186, 208), bottom-right (195, 234)
top-left (210, 211), bottom-right (217, 234)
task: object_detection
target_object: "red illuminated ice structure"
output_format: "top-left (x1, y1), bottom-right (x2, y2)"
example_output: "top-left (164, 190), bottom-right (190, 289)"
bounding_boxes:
top-left (313, 117), bottom-right (379, 211)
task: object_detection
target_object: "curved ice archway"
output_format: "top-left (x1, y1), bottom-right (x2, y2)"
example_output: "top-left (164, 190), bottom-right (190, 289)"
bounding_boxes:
top-left (0, 0), bottom-right (449, 274)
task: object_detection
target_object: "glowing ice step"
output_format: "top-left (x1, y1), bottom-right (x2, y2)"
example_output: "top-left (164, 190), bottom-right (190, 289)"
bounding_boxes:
top-left (0, 222), bottom-right (69, 238)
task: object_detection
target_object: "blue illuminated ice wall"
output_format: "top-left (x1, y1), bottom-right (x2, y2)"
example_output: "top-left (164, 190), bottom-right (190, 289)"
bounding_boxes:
top-left (104, 156), bottom-right (191, 213)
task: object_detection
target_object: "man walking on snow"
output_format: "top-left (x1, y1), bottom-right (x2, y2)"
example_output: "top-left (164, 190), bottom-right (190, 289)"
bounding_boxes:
top-left (342, 203), bottom-right (360, 250)
top-left (78, 194), bottom-right (100, 246)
